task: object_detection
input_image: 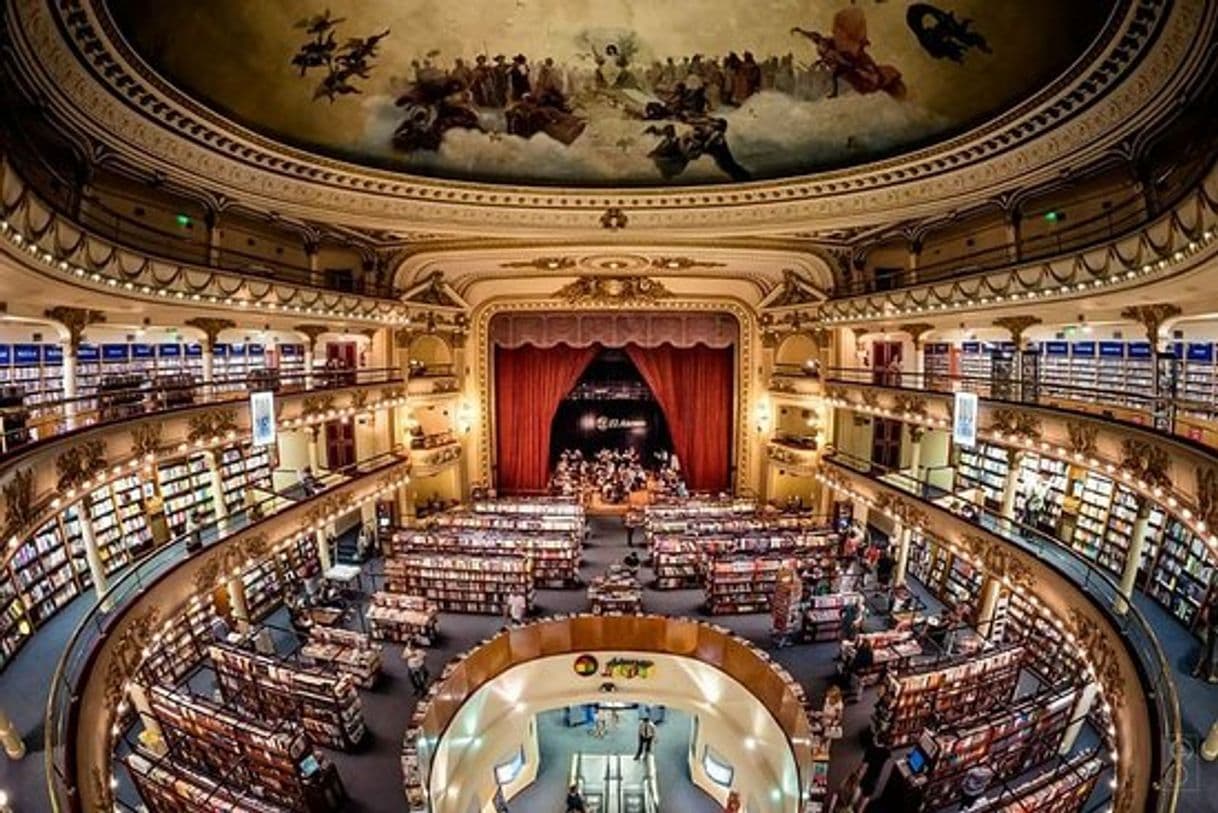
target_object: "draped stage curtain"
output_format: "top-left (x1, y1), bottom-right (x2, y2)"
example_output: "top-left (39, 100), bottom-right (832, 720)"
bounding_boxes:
top-left (625, 344), bottom-right (733, 493)
top-left (494, 344), bottom-right (599, 493)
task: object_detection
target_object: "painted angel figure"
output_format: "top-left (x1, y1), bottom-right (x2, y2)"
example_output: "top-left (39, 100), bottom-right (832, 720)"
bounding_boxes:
top-left (792, 6), bottom-right (905, 99)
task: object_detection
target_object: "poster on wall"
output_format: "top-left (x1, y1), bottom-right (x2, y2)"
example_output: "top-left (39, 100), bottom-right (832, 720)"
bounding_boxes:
top-left (250, 390), bottom-right (276, 448)
top-left (953, 392), bottom-right (978, 449)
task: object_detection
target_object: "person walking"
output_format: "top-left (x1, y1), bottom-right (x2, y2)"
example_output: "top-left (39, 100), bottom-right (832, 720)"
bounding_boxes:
top-left (566, 783), bottom-right (587, 813)
top-left (634, 716), bottom-right (657, 760)
top-left (404, 646), bottom-right (430, 696)
top-left (959, 763), bottom-right (995, 808)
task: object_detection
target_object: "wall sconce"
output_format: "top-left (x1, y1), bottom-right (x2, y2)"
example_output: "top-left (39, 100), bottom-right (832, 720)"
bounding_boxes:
top-left (754, 398), bottom-right (772, 434)
top-left (456, 401), bottom-right (475, 435)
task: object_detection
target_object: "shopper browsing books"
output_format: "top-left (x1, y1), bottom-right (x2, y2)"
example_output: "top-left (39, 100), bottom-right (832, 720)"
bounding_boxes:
top-left (404, 646), bottom-right (430, 696)
top-left (505, 589), bottom-right (528, 626)
top-left (634, 716), bottom-right (657, 760)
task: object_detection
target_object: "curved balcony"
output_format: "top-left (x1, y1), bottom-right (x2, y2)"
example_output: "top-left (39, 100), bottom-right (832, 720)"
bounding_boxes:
top-left (42, 451), bottom-right (411, 812)
top-left (814, 158), bottom-right (1218, 326)
top-left (0, 154), bottom-right (424, 327)
top-left (817, 450), bottom-right (1181, 812)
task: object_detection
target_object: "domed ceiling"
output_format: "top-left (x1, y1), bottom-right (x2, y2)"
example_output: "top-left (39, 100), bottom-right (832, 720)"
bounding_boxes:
top-left (106, 0), bottom-right (1116, 188)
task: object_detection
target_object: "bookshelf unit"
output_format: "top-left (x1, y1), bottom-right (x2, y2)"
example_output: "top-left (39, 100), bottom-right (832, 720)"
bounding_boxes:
top-left (385, 554), bottom-right (534, 615)
top-left (1101, 485), bottom-right (1165, 580)
top-left (8, 519), bottom-right (78, 626)
top-left (469, 497), bottom-right (585, 517)
top-left (705, 555), bottom-right (819, 615)
top-left (158, 453), bottom-right (217, 536)
top-left (302, 627), bottom-right (383, 688)
top-left (1148, 519), bottom-right (1215, 628)
top-left (872, 645), bottom-right (1024, 747)
top-left (587, 566), bottom-right (643, 614)
top-left (365, 592), bottom-right (439, 643)
top-left (424, 510), bottom-right (585, 534)
top-left (956, 443), bottom-right (1010, 508)
top-left (802, 592), bottom-right (865, 642)
top-left (140, 681), bottom-right (344, 811)
top-left (392, 529), bottom-right (581, 588)
top-left (959, 342), bottom-right (993, 387)
top-left (242, 558), bottom-right (286, 621)
top-left (1066, 472), bottom-right (1114, 564)
top-left (912, 685), bottom-right (1077, 809)
top-left (136, 598), bottom-right (216, 686)
top-left (1003, 591), bottom-right (1081, 687)
top-left (1013, 452), bottom-right (1068, 531)
top-left (210, 642), bottom-right (367, 750)
top-left (0, 570), bottom-right (29, 671)
top-left (219, 443), bottom-right (275, 515)
top-left (973, 751), bottom-right (1103, 813)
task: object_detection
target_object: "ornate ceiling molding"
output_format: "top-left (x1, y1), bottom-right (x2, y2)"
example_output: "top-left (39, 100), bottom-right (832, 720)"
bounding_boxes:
top-left (4, 0), bottom-right (1206, 235)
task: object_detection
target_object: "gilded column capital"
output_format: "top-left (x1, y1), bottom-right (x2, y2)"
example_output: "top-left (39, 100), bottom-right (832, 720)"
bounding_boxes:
top-left (185, 317), bottom-right (237, 351)
top-left (992, 315), bottom-right (1042, 347)
top-left (897, 323), bottom-right (935, 350)
top-left (1119, 303), bottom-right (1181, 345)
top-left (45, 306), bottom-right (106, 351)
top-left (294, 323), bottom-right (330, 351)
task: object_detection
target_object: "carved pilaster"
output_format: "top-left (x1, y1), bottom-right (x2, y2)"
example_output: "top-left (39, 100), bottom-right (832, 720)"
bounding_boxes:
top-left (45, 306), bottom-right (106, 351)
top-left (1119, 304), bottom-right (1181, 345)
top-left (185, 317), bottom-right (237, 351)
top-left (294, 324), bottom-right (330, 351)
top-left (992, 315), bottom-right (1042, 348)
top-left (897, 323), bottom-right (935, 350)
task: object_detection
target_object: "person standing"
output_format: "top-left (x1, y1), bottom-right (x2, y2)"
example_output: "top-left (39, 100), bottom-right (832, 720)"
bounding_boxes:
top-left (1193, 599), bottom-right (1218, 682)
top-left (566, 783), bottom-right (587, 813)
top-left (505, 589), bottom-right (528, 626)
top-left (404, 646), bottom-right (430, 696)
top-left (959, 763), bottom-right (995, 808)
top-left (634, 716), bottom-right (657, 760)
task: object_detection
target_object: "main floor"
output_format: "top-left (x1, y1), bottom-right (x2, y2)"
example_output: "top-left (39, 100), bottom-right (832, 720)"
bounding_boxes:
top-left (4, 517), bottom-right (1218, 811)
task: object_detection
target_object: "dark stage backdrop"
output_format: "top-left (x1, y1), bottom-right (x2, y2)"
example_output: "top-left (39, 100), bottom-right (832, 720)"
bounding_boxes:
top-left (494, 342), bottom-right (733, 494)
top-left (549, 350), bottom-right (675, 467)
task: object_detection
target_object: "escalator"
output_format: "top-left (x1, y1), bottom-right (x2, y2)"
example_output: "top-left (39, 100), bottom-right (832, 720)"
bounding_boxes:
top-left (570, 753), bottom-right (660, 813)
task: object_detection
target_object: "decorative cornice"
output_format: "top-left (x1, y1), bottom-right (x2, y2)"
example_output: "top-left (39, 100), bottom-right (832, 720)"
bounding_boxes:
top-left (553, 276), bottom-right (673, 306)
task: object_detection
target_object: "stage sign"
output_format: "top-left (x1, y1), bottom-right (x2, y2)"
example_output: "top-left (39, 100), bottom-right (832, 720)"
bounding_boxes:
top-left (250, 390), bottom-right (276, 448)
top-left (953, 392), bottom-right (978, 449)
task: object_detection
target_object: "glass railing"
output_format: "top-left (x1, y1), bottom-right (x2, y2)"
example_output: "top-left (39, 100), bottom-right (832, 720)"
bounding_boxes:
top-left (824, 366), bottom-right (1218, 450)
top-left (823, 449), bottom-right (1182, 812)
top-left (0, 366), bottom-right (403, 461)
top-left (42, 451), bottom-right (408, 812)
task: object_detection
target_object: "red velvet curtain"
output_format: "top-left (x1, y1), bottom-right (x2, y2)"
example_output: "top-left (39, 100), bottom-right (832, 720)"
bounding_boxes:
top-left (625, 344), bottom-right (733, 492)
top-left (494, 344), bottom-right (599, 493)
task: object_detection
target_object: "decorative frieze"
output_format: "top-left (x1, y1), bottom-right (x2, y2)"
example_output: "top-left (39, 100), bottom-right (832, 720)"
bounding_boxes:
top-left (56, 439), bottom-right (108, 490)
top-left (554, 275), bottom-right (672, 305)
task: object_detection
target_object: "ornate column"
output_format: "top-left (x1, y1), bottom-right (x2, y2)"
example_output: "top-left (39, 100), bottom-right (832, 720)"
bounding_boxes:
top-left (1000, 449), bottom-right (1025, 521)
top-left (1060, 682), bottom-right (1100, 753)
top-left (992, 315), bottom-right (1042, 401)
top-left (0, 705), bottom-right (24, 759)
top-left (1006, 209), bottom-right (1023, 262)
top-left (316, 528), bottom-right (333, 571)
top-left (80, 508), bottom-right (109, 602)
top-left (306, 425), bottom-right (321, 472)
top-left (898, 322), bottom-right (934, 382)
top-left (907, 425), bottom-right (925, 483)
top-left (306, 240), bottom-right (321, 287)
top-left (295, 324), bottom-right (330, 390)
top-left (204, 450), bottom-right (229, 527)
top-left (225, 575), bottom-right (250, 632)
top-left (975, 576), bottom-right (1004, 640)
top-left (1121, 304), bottom-right (1182, 431)
top-left (45, 307), bottom-right (105, 430)
top-left (906, 237), bottom-right (922, 286)
top-left (893, 524), bottom-right (912, 586)
top-left (1115, 497), bottom-right (1153, 615)
top-left (204, 208), bottom-right (222, 266)
top-left (185, 317), bottom-right (237, 398)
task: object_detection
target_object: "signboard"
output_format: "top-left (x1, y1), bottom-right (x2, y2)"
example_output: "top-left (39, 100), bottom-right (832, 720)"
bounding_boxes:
top-left (953, 391), bottom-right (979, 449)
top-left (572, 654), bottom-right (655, 679)
top-left (249, 390), bottom-right (276, 448)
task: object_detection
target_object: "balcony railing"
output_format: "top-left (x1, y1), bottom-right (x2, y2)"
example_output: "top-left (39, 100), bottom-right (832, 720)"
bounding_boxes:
top-left (824, 366), bottom-right (1218, 452)
top-left (0, 366), bottom-right (404, 462)
top-left (823, 449), bottom-right (1181, 813)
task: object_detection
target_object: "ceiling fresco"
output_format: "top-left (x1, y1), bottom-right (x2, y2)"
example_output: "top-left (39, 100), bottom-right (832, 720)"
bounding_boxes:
top-left (105, 0), bottom-right (1116, 187)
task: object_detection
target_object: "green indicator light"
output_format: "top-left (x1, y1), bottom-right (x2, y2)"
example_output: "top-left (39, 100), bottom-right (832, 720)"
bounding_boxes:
top-left (176, 213), bottom-right (192, 228)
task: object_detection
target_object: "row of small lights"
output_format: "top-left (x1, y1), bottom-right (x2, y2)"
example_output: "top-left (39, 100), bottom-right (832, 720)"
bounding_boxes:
top-left (107, 468), bottom-right (413, 795)
top-left (0, 219), bottom-right (409, 326)
top-left (823, 394), bottom-right (1218, 560)
top-left (819, 228), bottom-right (1217, 325)
top-left (814, 470), bottom-right (1121, 802)
top-left (4, 394), bottom-right (411, 555)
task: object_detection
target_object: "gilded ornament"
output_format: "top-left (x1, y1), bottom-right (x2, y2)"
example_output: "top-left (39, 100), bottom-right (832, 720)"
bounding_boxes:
top-left (990, 408), bottom-right (1041, 440)
top-left (1066, 421), bottom-right (1099, 457)
top-left (1198, 466), bottom-right (1218, 527)
top-left (186, 409), bottom-right (239, 442)
top-left (45, 306), bottom-right (106, 350)
top-left (129, 422), bottom-right (163, 458)
top-left (992, 315), bottom-right (1042, 347)
top-left (2, 468), bottom-right (34, 539)
top-left (1067, 608), bottom-right (1126, 710)
top-left (184, 317), bottom-right (237, 350)
top-left (1119, 439), bottom-right (1172, 490)
top-left (553, 275), bottom-right (672, 306)
top-left (56, 439), bottom-right (108, 490)
top-left (958, 535), bottom-right (1035, 591)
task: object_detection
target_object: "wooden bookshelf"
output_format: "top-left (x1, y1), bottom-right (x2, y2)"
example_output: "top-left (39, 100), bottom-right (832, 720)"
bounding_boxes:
top-left (872, 645), bottom-right (1025, 747)
top-left (385, 553), bottom-right (534, 615)
top-left (209, 643), bottom-right (367, 750)
top-left (365, 591), bottom-right (438, 644)
top-left (972, 751), bottom-right (1104, 813)
top-left (302, 627), bottom-right (383, 688)
top-left (587, 566), bottom-right (642, 615)
top-left (391, 529), bottom-right (581, 588)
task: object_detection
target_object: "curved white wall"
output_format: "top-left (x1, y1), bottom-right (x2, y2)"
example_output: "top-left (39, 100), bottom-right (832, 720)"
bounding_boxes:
top-left (427, 652), bottom-right (803, 813)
